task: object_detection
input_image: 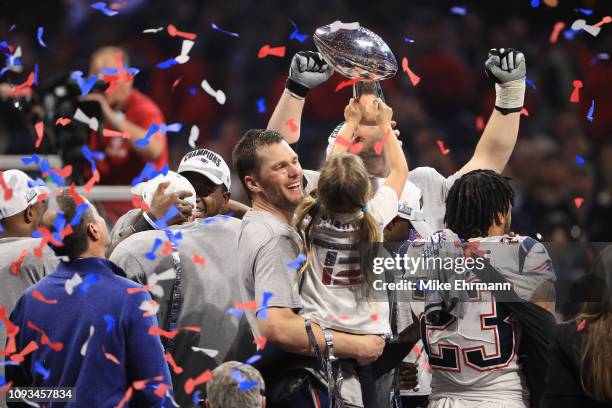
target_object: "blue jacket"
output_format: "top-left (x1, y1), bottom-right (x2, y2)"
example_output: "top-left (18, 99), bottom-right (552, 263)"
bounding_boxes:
top-left (6, 257), bottom-right (173, 407)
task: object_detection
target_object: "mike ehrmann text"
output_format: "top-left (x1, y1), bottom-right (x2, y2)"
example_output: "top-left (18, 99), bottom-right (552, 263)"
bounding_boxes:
top-left (373, 279), bottom-right (512, 292)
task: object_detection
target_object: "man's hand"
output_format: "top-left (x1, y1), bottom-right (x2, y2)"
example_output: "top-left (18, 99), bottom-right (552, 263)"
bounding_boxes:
top-left (485, 48), bottom-right (526, 113)
top-left (79, 93), bottom-right (118, 126)
top-left (399, 362), bottom-right (418, 390)
top-left (355, 335), bottom-right (385, 366)
top-left (343, 97), bottom-right (363, 127)
top-left (285, 51), bottom-right (334, 99)
top-left (373, 98), bottom-right (393, 129)
top-left (149, 181), bottom-right (194, 226)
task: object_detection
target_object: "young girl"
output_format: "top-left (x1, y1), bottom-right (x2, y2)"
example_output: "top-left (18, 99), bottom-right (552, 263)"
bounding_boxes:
top-left (294, 96), bottom-right (408, 407)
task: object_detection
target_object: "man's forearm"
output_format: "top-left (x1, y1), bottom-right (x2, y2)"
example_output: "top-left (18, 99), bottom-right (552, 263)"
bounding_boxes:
top-left (267, 90), bottom-right (305, 144)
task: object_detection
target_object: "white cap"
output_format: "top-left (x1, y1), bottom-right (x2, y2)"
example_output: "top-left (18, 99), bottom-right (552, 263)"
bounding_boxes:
top-left (130, 171), bottom-right (197, 208)
top-left (397, 180), bottom-right (435, 239)
top-left (178, 149), bottom-right (231, 191)
top-left (0, 169), bottom-right (49, 219)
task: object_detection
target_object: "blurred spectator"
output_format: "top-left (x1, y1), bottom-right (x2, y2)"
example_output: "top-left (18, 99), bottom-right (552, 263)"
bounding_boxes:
top-left (206, 361), bottom-right (265, 408)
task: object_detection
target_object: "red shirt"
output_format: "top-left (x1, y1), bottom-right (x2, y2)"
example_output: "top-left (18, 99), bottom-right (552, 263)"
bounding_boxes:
top-left (88, 89), bottom-right (168, 185)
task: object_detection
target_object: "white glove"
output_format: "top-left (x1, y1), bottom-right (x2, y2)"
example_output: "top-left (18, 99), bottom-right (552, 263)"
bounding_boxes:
top-left (485, 48), bottom-right (526, 113)
top-left (285, 51), bottom-right (334, 99)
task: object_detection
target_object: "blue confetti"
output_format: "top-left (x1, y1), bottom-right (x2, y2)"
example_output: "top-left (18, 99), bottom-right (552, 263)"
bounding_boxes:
top-left (287, 253), bottom-right (307, 269)
top-left (563, 29), bottom-right (580, 41)
top-left (575, 155), bottom-right (585, 165)
top-left (211, 23), bottom-right (240, 38)
top-left (586, 100), bottom-right (594, 122)
top-left (245, 355), bottom-right (261, 365)
top-left (70, 71), bottom-right (98, 96)
top-left (34, 362), bottom-right (51, 380)
top-left (289, 20), bottom-right (308, 43)
top-left (404, 37), bottom-right (415, 43)
top-left (145, 238), bottom-right (163, 260)
top-left (37, 27), bottom-right (48, 48)
top-left (104, 314), bottom-right (116, 333)
top-left (70, 203), bottom-right (90, 226)
top-left (0, 375), bottom-right (4, 386)
top-left (156, 206), bottom-right (179, 229)
top-left (257, 291), bottom-right (273, 320)
top-left (530, 0), bottom-right (540, 7)
top-left (188, 87), bottom-right (198, 96)
top-left (574, 8), bottom-right (593, 16)
top-left (34, 64), bottom-right (39, 86)
top-left (256, 98), bottom-right (266, 114)
top-left (450, 6), bottom-right (467, 15)
top-left (80, 273), bottom-right (100, 294)
top-left (40, 159), bottom-right (65, 186)
top-left (164, 229), bottom-right (182, 247)
top-left (193, 391), bottom-right (201, 406)
top-left (22, 154), bottom-right (41, 166)
top-left (525, 78), bottom-right (536, 90)
top-left (0, 223), bottom-right (3, 233)
top-left (230, 370), bottom-right (246, 383)
top-left (159, 123), bottom-right (182, 133)
top-left (239, 380), bottom-right (259, 391)
top-left (226, 307), bottom-right (245, 318)
top-left (90, 2), bottom-right (119, 16)
top-left (100, 66), bottom-right (139, 77)
top-left (203, 212), bottom-right (236, 224)
top-left (82, 146), bottom-right (105, 175)
top-left (131, 163), bottom-right (169, 186)
top-left (589, 53), bottom-right (609, 65)
top-left (9, 24), bottom-right (16, 32)
top-left (136, 124), bottom-right (161, 148)
top-left (52, 211), bottom-right (67, 242)
top-left (156, 59), bottom-right (179, 69)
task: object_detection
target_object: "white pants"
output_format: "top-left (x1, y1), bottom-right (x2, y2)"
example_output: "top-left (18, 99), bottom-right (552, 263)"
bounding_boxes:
top-left (428, 397), bottom-right (528, 408)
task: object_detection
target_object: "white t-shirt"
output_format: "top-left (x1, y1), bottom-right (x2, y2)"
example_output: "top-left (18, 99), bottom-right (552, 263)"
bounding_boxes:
top-left (298, 186), bottom-right (398, 335)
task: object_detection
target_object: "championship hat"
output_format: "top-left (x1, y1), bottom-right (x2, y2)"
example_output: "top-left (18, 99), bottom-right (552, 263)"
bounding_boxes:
top-left (0, 169), bottom-right (49, 220)
top-left (178, 149), bottom-right (231, 191)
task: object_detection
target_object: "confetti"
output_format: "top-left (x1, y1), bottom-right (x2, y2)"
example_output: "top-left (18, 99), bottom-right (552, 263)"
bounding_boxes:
top-left (156, 58), bottom-right (179, 69)
top-left (33, 63), bottom-right (39, 86)
top-left (67, 182), bottom-right (85, 205)
top-left (56, 117), bottom-right (71, 126)
top-left (586, 100), bottom-right (595, 122)
top-left (525, 78), bottom-right (536, 90)
top-left (335, 135), bottom-right (364, 154)
top-left (9, 340), bottom-right (38, 363)
top-left (574, 8), bottom-right (593, 16)
top-left (574, 197), bottom-right (584, 208)
top-left (450, 6), bottom-right (467, 15)
top-left (74, 108), bottom-right (99, 131)
top-left (167, 24), bottom-right (197, 40)
top-left (239, 380), bottom-right (258, 391)
top-left (475, 116), bottom-right (485, 131)
top-left (252, 337), bottom-right (267, 350)
top-left (65, 272), bottom-right (83, 295)
top-left (27, 321), bottom-right (63, 352)
top-left (577, 319), bottom-right (587, 332)
top-left (36, 27), bottom-right (48, 48)
top-left (233, 300), bottom-right (257, 311)
top-left (145, 238), bottom-right (164, 260)
top-left (103, 128), bottom-right (131, 138)
top-left (285, 119), bottom-right (299, 133)
top-left (191, 347), bottom-right (219, 358)
top-left (84, 170), bottom-right (100, 193)
top-left (139, 299), bottom-right (159, 317)
top-left (575, 155), bottom-right (585, 165)
top-left (245, 354), bottom-right (261, 365)
top-left (256, 98), bottom-right (266, 114)
top-left (570, 80), bottom-right (582, 102)
top-left (184, 369), bottom-right (213, 395)
top-left (148, 325), bottom-right (200, 339)
top-left (374, 129), bottom-right (391, 155)
top-left (193, 254), bottom-right (206, 268)
top-left (289, 20), bottom-right (308, 42)
top-left (70, 71), bottom-right (98, 95)
top-left (131, 163), bottom-right (169, 186)
top-left (32, 290), bottom-right (58, 305)
top-left (104, 314), bottom-right (116, 333)
top-left (563, 28), bottom-right (580, 41)
top-left (549, 22), bottom-right (565, 43)
top-left (80, 325), bottom-right (94, 356)
top-left (404, 37), bottom-right (415, 43)
top-left (401, 57), bottom-right (420, 86)
top-left (571, 19), bottom-right (601, 37)
top-left (11, 71), bottom-right (35, 96)
top-left (160, 240), bottom-right (173, 255)
top-left (211, 23), bottom-right (239, 37)
top-left (589, 53), bottom-right (609, 65)
top-left (226, 308), bottom-right (244, 318)
top-left (200, 79), bottom-right (226, 105)
top-left (171, 77), bottom-right (182, 92)
top-left (21, 154), bottom-right (40, 167)
top-left (257, 45), bottom-right (286, 59)
top-left (135, 123), bottom-right (161, 148)
top-left (10, 250), bottom-right (29, 276)
top-left (156, 206), bottom-right (179, 229)
top-left (175, 40), bottom-right (195, 64)
top-left (520, 108), bottom-right (529, 116)
top-left (287, 254), bottom-right (307, 269)
top-left (436, 140), bottom-right (450, 155)
top-left (104, 348), bottom-right (121, 365)
top-left (257, 291), bottom-right (273, 320)
top-left (329, 21), bottom-right (360, 33)
top-left (593, 16), bottom-right (612, 28)
top-left (164, 353), bottom-right (184, 374)
top-left (143, 27), bottom-right (164, 34)
top-left (90, 2), bottom-right (118, 16)
top-left (0, 171), bottom-right (13, 200)
top-left (531, 0), bottom-right (540, 7)
top-left (334, 77), bottom-right (360, 92)
top-left (370, 313), bottom-right (378, 321)
top-left (79, 273), bottom-right (100, 294)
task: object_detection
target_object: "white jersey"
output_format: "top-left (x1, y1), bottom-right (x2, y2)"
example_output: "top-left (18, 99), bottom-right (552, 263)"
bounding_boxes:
top-left (299, 186), bottom-right (398, 335)
top-left (405, 233), bottom-right (555, 405)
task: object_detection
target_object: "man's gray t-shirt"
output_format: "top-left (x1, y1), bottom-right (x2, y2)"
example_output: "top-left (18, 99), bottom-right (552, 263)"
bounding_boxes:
top-left (238, 210), bottom-right (303, 338)
top-left (0, 238), bottom-right (58, 408)
top-left (110, 216), bottom-right (254, 407)
top-left (109, 208), bottom-right (141, 246)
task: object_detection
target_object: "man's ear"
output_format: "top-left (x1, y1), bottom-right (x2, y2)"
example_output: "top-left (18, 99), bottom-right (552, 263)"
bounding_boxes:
top-left (23, 205), bottom-right (36, 224)
top-left (222, 191), bottom-right (231, 206)
top-left (87, 222), bottom-right (101, 242)
top-left (244, 175), bottom-right (262, 195)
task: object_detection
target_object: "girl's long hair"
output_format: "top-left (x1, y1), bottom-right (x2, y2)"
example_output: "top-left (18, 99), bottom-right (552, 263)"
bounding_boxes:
top-left (294, 153), bottom-right (382, 290)
top-left (577, 245), bottom-right (612, 403)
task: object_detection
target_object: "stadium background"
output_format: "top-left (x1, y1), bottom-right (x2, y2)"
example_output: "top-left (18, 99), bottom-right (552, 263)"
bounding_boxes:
top-left (0, 0), bottom-right (610, 242)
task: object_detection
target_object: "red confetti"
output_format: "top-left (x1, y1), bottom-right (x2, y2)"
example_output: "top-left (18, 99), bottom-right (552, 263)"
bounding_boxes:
top-left (370, 313), bottom-right (378, 321)
top-left (257, 44), bottom-right (286, 58)
top-left (55, 117), bottom-right (72, 126)
top-left (574, 197), bottom-right (584, 208)
top-left (53, 164), bottom-right (73, 179)
top-left (335, 135), bottom-right (364, 154)
top-left (67, 183), bottom-right (85, 205)
top-left (577, 319), bottom-right (587, 332)
top-left (167, 24), bottom-right (197, 40)
top-left (59, 225), bottom-right (73, 239)
top-left (193, 254), bottom-right (206, 268)
top-left (115, 386), bottom-right (133, 408)
top-left (233, 299), bottom-right (257, 311)
top-left (411, 343), bottom-right (422, 356)
top-left (374, 129), bottom-right (391, 156)
top-left (549, 21), bottom-right (565, 43)
top-left (171, 77), bottom-right (182, 92)
top-left (0, 306), bottom-right (19, 356)
top-left (0, 381), bottom-right (13, 395)
top-left (11, 72), bottom-right (35, 96)
top-left (184, 369), bottom-right (213, 395)
top-left (436, 140), bottom-right (450, 155)
top-left (252, 336), bottom-right (268, 350)
top-left (104, 350), bottom-right (121, 365)
top-left (148, 325), bottom-right (200, 339)
top-left (164, 353), bottom-right (184, 374)
top-left (154, 383), bottom-right (172, 399)
top-left (334, 77), bottom-right (361, 92)
top-left (33, 226), bottom-right (64, 258)
top-left (9, 340), bottom-right (38, 363)
top-left (520, 108), bottom-right (529, 116)
top-left (133, 375), bottom-right (164, 391)
top-left (593, 15), bottom-right (611, 28)
top-left (570, 80), bottom-right (582, 103)
top-left (127, 285), bottom-right (153, 294)
top-left (103, 129), bottom-right (131, 138)
top-left (84, 170), bottom-right (100, 193)
top-left (34, 122), bottom-right (44, 148)
top-left (10, 249), bottom-right (29, 276)
top-left (285, 119), bottom-right (299, 133)
top-left (475, 115), bottom-right (485, 131)
top-left (401, 57), bottom-right (421, 86)
top-left (0, 171), bottom-right (14, 200)
top-left (160, 240), bottom-right (173, 256)
top-left (37, 193), bottom-right (50, 203)
top-left (27, 321), bottom-right (63, 351)
top-left (32, 290), bottom-right (58, 305)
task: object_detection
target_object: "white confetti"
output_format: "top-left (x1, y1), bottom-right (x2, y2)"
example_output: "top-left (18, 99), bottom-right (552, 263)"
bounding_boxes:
top-left (80, 325), bottom-right (95, 356)
top-left (175, 40), bottom-right (195, 64)
top-left (65, 272), bottom-right (83, 295)
top-left (188, 125), bottom-right (199, 148)
top-left (139, 299), bottom-right (160, 317)
top-left (146, 268), bottom-right (176, 298)
top-left (191, 346), bottom-right (219, 358)
top-left (200, 79), bottom-right (226, 105)
top-left (143, 27), bottom-right (164, 33)
top-left (73, 108), bottom-right (99, 131)
top-left (329, 20), bottom-right (360, 33)
top-left (571, 19), bottom-right (601, 37)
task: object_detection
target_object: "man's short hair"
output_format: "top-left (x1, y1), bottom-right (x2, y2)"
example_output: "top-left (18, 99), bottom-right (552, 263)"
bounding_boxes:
top-left (232, 129), bottom-right (284, 198)
top-left (53, 190), bottom-right (95, 260)
top-left (206, 361), bottom-right (264, 408)
top-left (90, 46), bottom-right (130, 71)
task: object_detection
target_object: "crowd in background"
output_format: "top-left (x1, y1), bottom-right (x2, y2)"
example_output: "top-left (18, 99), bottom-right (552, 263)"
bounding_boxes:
top-left (0, 0), bottom-right (610, 242)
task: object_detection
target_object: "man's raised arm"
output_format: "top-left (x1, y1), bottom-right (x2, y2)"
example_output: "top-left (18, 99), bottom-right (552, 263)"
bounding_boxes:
top-left (267, 51), bottom-right (333, 144)
top-left (459, 48), bottom-right (526, 175)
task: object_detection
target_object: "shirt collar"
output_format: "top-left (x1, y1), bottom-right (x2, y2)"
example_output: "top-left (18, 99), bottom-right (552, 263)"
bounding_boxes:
top-left (53, 257), bottom-right (127, 279)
